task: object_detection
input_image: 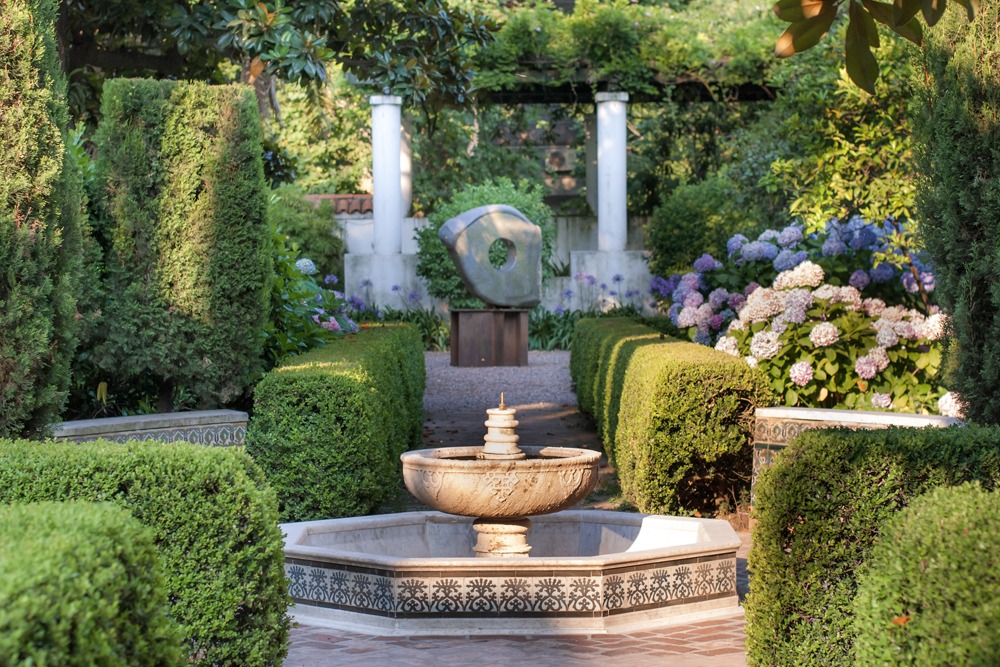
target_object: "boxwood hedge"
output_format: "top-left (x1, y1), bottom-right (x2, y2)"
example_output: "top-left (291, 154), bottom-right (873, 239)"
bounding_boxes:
top-left (853, 483), bottom-right (1000, 666)
top-left (0, 501), bottom-right (182, 666)
top-left (247, 324), bottom-right (425, 521)
top-left (746, 426), bottom-right (1000, 666)
top-left (0, 439), bottom-right (289, 667)
top-left (570, 317), bottom-right (773, 514)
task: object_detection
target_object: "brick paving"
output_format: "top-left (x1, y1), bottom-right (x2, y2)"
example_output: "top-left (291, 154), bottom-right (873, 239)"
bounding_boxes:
top-left (284, 351), bottom-right (752, 666)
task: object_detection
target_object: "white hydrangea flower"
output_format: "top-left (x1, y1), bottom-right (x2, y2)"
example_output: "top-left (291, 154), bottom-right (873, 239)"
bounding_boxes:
top-left (867, 347), bottom-right (890, 372)
top-left (881, 305), bottom-right (908, 323)
top-left (871, 393), bottom-right (892, 409)
top-left (809, 322), bottom-right (840, 347)
top-left (773, 261), bottom-right (825, 290)
top-left (750, 330), bottom-right (783, 359)
top-left (923, 313), bottom-right (947, 341)
top-left (876, 327), bottom-right (899, 348)
top-left (938, 392), bottom-right (966, 419)
top-left (863, 298), bottom-right (887, 317)
top-left (813, 284), bottom-right (838, 301)
top-left (739, 288), bottom-right (784, 323)
top-left (727, 319), bottom-right (746, 333)
top-left (745, 356), bottom-right (758, 368)
top-left (789, 361), bottom-right (813, 387)
top-left (295, 258), bottom-right (318, 275)
top-left (714, 336), bottom-right (740, 357)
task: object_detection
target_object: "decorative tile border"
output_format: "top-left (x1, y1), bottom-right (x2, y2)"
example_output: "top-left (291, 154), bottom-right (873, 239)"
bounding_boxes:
top-left (285, 555), bottom-right (736, 621)
top-left (751, 408), bottom-right (960, 503)
top-left (51, 410), bottom-right (247, 447)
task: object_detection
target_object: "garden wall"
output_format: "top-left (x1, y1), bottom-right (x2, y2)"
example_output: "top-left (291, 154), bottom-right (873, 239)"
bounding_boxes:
top-left (570, 317), bottom-right (773, 514)
top-left (247, 324), bottom-right (425, 521)
top-left (51, 409), bottom-right (248, 446)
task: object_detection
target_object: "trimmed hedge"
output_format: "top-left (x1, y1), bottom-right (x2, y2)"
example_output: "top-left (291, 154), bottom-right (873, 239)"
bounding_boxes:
top-left (91, 78), bottom-right (271, 409)
top-left (0, 501), bottom-right (182, 666)
top-left (0, 0), bottom-right (85, 437)
top-left (746, 426), bottom-right (1000, 666)
top-left (0, 439), bottom-right (289, 667)
top-left (853, 483), bottom-right (1000, 665)
top-left (247, 324), bottom-right (426, 521)
top-left (570, 317), bottom-right (774, 514)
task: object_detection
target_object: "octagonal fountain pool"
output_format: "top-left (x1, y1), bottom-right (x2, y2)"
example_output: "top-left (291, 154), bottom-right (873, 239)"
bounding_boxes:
top-left (282, 509), bottom-right (741, 635)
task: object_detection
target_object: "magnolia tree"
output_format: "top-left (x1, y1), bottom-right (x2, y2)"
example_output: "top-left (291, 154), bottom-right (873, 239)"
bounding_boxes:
top-left (651, 217), bottom-right (958, 415)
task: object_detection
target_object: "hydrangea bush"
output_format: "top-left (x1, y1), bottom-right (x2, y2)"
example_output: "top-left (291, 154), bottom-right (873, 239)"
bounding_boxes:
top-left (652, 218), bottom-right (950, 413)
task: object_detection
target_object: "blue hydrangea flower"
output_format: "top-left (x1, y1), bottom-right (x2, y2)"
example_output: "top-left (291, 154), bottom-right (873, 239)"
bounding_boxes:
top-left (773, 249), bottom-right (807, 272)
top-left (757, 229), bottom-right (780, 243)
top-left (822, 236), bottom-right (847, 257)
top-left (709, 287), bottom-right (729, 310)
top-left (849, 269), bottom-right (870, 290)
top-left (849, 226), bottom-right (878, 250)
top-left (650, 276), bottom-right (672, 298)
top-left (668, 302), bottom-right (683, 325)
top-left (741, 241), bottom-right (779, 262)
top-left (921, 271), bottom-right (935, 292)
top-left (694, 330), bottom-right (712, 346)
top-left (727, 234), bottom-right (749, 258)
top-left (295, 258), bottom-right (318, 275)
top-left (693, 254), bottom-right (723, 273)
top-left (778, 225), bottom-right (804, 247)
top-left (901, 271), bottom-right (919, 292)
top-left (870, 262), bottom-right (895, 283)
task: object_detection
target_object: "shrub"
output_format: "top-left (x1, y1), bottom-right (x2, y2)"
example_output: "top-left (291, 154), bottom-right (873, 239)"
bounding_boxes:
top-left (90, 78), bottom-right (271, 410)
top-left (652, 217), bottom-right (948, 413)
top-left (0, 501), bottom-right (182, 666)
top-left (415, 177), bottom-right (555, 307)
top-left (570, 317), bottom-right (774, 514)
top-left (745, 426), bottom-right (1000, 666)
top-left (247, 324), bottom-right (425, 521)
top-left (913, 1), bottom-right (1000, 425)
top-left (0, 438), bottom-right (290, 667)
top-left (0, 0), bottom-right (85, 437)
top-left (853, 483), bottom-right (1000, 665)
top-left (268, 183), bottom-right (343, 278)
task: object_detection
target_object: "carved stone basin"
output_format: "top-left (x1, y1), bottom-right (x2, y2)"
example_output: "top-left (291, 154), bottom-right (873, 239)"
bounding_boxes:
top-left (401, 446), bottom-right (601, 518)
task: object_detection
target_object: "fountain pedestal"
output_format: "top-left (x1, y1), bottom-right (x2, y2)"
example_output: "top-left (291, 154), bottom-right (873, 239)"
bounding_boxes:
top-left (472, 518), bottom-right (531, 557)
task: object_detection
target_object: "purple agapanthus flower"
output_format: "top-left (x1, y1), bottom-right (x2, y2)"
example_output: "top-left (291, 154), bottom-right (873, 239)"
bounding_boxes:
top-left (612, 273), bottom-right (624, 283)
top-left (324, 274), bottom-right (339, 285)
top-left (360, 278), bottom-right (373, 288)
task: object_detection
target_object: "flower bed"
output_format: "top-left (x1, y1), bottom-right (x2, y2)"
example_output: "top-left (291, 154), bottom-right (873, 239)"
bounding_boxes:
top-left (652, 217), bottom-right (954, 414)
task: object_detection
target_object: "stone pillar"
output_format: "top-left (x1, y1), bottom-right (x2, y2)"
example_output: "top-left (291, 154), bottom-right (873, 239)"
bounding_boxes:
top-left (585, 113), bottom-right (598, 215)
top-left (370, 95), bottom-right (402, 255)
top-left (401, 116), bottom-right (413, 218)
top-left (595, 92), bottom-right (628, 253)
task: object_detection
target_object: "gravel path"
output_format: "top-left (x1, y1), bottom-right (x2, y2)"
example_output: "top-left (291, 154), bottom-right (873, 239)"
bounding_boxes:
top-left (423, 350), bottom-right (578, 416)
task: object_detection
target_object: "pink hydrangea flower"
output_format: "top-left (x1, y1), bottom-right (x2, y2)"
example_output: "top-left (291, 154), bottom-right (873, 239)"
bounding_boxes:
top-left (871, 393), bottom-right (892, 409)
top-left (809, 322), bottom-right (840, 347)
top-left (789, 361), bottom-right (813, 387)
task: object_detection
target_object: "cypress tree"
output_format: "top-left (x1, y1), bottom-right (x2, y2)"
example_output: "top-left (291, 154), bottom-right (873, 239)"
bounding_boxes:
top-left (914, 1), bottom-right (1000, 424)
top-left (0, 0), bottom-right (84, 437)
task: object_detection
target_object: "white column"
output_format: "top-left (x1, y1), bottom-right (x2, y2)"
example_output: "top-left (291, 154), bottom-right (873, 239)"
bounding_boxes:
top-left (596, 92), bottom-right (628, 253)
top-left (370, 95), bottom-right (402, 255)
top-left (400, 117), bottom-right (413, 218)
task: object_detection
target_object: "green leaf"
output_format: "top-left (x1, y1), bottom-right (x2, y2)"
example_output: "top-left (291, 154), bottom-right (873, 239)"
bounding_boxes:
top-left (775, 10), bottom-right (838, 57)
top-left (921, 0), bottom-right (948, 25)
top-left (774, 0), bottom-right (837, 22)
top-left (892, 0), bottom-right (922, 24)
top-left (846, 2), bottom-right (880, 93)
top-left (863, 0), bottom-right (923, 44)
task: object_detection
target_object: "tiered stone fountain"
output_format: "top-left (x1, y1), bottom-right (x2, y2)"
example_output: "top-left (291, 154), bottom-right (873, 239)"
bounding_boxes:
top-left (282, 397), bottom-right (742, 635)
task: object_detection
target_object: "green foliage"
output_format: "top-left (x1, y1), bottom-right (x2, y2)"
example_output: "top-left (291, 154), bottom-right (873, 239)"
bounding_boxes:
top-left (415, 177), bottom-right (555, 306)
top-left (262, 216), bottom-right (356, 368)
top-left (771, 0), bottom-right (976, 93)
top-left (0, 0), bottom-right (84, 437)
top-left (646, 175), bottom-right (753, 276)
top-left (913, 1), bottom-right (1000, 425)
top-left (0, 438), bottom-right (290, 666)
top-left (247, 324), bottom-right (426, 521)
top-left (0, 501), bottom-right (183, 666)
top-left (745, 426), bottom-right (1000, 666)
top-left (529, 306), bottom-right (583, 351)
top-left (268, 184), bottom-right (343, 278)
top-left (570, 318), bottom-right (774, 514)
top-left (90, 79), bottom-right (272, 409)
top-left (853, 483), bottom-right (1000, 665)
top-left (352, 306), bottom-right (451, 352)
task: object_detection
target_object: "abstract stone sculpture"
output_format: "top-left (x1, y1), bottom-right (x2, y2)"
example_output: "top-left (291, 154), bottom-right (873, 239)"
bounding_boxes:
top-left (438, 205), bottom-right (542, 308)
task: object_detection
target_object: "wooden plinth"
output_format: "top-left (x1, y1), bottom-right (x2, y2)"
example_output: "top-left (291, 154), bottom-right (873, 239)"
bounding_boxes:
top-left (450, 309), bottom-right (529, 367)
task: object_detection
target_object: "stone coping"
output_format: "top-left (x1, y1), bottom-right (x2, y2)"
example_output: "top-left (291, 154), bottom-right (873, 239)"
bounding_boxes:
top-left (282, 510), bottom-right (741, 571)
top-left (755, 406), bottom-right (961, 428)
top-left (52, 409), bottom-right (248, 438)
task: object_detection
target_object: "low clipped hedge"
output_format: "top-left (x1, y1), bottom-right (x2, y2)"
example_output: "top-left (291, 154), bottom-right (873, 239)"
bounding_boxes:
top-left (0, 501), bottom-right (182, 666)
top-left (853, 483), bottom-right (1000, 665)
top-left (247, 324), bottom-right (425, 521)
top-left (570, 317), bottom-right (773, 514)
top-left (0, 439), bottom-right (289, 667)
top-left (746, 426), bottom-right (1000, 667)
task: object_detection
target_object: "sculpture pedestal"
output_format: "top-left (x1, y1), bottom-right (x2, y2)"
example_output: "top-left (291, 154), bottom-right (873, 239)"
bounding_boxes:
top-left (450, 309), bottom-right (529, 367)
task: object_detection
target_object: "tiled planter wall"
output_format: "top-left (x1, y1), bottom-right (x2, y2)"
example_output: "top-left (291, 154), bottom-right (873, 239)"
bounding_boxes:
top-left (51, 409), bottom-right (247, 447)
top-left (752, 407), bottom-right (960, 503)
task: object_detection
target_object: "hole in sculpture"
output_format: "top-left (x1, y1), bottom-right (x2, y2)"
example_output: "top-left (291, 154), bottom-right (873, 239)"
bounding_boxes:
top-left (488, 238), bottom-right (517, 271)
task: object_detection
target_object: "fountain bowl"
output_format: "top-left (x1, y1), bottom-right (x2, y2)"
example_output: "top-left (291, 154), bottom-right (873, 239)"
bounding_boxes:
top-left (282, 510), bottom-right (742, 635)
top-left (401, 445), bottom-right (601, 518)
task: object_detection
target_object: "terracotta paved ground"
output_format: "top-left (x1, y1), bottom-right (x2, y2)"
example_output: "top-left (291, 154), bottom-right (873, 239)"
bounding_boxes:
top-left (285, 351), bottom-right (752, 666)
